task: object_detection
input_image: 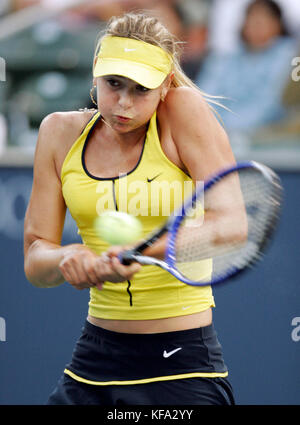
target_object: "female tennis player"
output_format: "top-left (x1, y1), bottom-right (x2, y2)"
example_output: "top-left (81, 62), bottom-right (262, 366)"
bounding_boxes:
top-left (24, 12), bottom-right (237, 405)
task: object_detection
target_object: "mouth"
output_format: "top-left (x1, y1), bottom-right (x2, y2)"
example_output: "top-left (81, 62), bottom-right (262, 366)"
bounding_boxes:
top-left (115, 115), bottom-right (132, 123)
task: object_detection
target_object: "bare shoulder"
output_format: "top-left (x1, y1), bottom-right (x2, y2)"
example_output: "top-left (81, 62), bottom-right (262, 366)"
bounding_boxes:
top-left (164, 86), bottom-right (206, 105)
top-left (158, 87), bottom-right (235, 180)
top-left (35, 109), bottom-right (96, 175)
top-left (161, 86), bottom-right (216, 126)
top-left (38, 109), bottom-right (95, 148)
top-left (158, 86), bottom-right (228, 148)
top-left (158, 86), bottom-right (222, 143)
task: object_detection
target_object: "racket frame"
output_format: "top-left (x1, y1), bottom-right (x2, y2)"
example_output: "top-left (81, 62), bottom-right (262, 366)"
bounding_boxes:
top-left (120, 161), bottom-right (282, 286)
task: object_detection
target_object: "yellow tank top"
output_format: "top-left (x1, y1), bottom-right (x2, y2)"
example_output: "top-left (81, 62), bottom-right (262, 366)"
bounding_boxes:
top-left (61, 111), bottom-right (215, 320)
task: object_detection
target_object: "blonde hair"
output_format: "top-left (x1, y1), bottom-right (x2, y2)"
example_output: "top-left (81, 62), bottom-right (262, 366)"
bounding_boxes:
top-left (93, 11), bottom-right (224, 109)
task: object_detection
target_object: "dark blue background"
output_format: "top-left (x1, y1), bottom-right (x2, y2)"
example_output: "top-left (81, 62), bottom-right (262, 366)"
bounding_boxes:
top-left (0, 167), bottom-right (299, 405)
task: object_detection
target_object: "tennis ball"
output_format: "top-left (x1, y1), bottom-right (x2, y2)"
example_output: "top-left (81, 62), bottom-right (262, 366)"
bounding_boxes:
top-left (94, 211), bottom-right (143, 245)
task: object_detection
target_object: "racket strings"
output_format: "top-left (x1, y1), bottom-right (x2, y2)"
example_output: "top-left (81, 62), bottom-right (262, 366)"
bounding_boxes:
top-left (172, 169), bottom-right (281, 284)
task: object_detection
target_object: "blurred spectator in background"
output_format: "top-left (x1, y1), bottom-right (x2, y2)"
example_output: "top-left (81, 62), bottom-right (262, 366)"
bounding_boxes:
top-left (208, 0), bottom-right (250, 54)
top-left (195, 0), bottom-right (299, 150)
top-left (277, 0), bottom-right (300, 39)
top-left (73, 0), bottom-right (183, 37)
top-left (175, 0), bottom-right (211, 80)
top-left (208, 0), bottom-right (300, 54)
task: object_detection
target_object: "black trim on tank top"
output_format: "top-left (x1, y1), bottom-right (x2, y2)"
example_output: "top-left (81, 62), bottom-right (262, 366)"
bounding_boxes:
top-left (126, 280), bottom-right (133, 307)
top-left (81, 114), bottom-right (147, 181)
top-left (112, 180), bottom-right (118, 210)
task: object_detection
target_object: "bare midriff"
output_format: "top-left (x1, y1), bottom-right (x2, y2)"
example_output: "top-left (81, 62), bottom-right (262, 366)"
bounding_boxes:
top-left (87, 308), bottom-right (212, 334)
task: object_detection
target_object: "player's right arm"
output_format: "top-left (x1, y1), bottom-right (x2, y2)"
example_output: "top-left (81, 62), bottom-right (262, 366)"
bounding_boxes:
top-left (24, 112), bottom-right (140, 289)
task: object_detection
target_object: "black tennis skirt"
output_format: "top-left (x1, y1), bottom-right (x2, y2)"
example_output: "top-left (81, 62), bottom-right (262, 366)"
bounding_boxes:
top-left (47, 320), bottom-right (235, 405)
top-left (63, 320), bottom-right (228, 384)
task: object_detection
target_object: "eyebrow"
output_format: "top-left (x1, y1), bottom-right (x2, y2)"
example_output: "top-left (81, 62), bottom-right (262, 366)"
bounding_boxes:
top-left (104, 75), bottom-right (131, 83)
top-left (104, 75), bottom-right (148, 89)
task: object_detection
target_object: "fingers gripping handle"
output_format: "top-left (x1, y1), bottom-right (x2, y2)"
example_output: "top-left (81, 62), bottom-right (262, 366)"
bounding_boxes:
top-left (118, 251), bottom-right (157, 266)
top-left (118, 250), bottom-right (135, 266)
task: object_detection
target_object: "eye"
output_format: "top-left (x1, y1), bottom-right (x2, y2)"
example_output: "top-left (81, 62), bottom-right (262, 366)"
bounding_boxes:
top-left (106, 78), bottom-right (121, 88)
top-left (136, 85), bottom-right (150, 93)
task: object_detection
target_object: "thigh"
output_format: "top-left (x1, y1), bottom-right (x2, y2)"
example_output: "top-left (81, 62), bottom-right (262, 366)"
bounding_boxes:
top-left (46, 374), bottom-right (108, 405)
top-left (111, 377), bottom-right (235, 406)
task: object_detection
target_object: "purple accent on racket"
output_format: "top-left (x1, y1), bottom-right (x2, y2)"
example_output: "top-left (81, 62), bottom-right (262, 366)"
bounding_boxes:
top-left (119, 161), bottom-right (282, 286)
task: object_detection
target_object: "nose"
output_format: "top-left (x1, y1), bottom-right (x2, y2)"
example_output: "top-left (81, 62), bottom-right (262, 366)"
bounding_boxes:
top-left (118, 89), bottom-right (133, 110)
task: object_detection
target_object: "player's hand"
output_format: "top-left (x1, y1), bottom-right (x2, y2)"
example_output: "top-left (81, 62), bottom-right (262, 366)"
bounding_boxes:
top-left (59, 245), bottom-right (103, 290)
top-left (58, 245), bottom-right (140, 290)
top-left (100, 245), bottom-right (141, 283)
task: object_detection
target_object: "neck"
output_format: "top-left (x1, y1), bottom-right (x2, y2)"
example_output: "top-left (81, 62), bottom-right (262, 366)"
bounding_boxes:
top-left (99, 115), bottom-right (148, 148)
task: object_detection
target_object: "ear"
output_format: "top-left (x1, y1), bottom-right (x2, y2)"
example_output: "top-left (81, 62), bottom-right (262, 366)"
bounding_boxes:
top-left (166, 72), bottom-right (174, 87)
top-left (161, 72), bottom-right (174, 101)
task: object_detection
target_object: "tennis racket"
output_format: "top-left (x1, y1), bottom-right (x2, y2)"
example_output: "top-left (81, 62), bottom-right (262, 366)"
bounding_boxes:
top-left (118, 161), bottom-right (282, 286)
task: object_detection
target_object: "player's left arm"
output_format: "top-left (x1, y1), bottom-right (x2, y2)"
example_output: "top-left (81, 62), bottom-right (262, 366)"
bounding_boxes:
top-left (164, 87), bottom-right (235, 181)
top-left (164, 87), bottom-right (247, 246)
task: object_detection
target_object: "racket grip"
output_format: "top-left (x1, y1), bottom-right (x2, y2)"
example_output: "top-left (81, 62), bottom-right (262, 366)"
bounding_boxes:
top-left (118, 250), bottom-right (135, 265)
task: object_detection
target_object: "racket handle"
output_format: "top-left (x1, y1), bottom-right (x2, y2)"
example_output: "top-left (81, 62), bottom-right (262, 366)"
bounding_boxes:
top-left (118, 250), bottom-right (135, 265)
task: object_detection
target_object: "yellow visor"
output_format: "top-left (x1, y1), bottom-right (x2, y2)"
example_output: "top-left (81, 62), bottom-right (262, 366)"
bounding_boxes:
top-left (93, 36), bottom-right (173, 89)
